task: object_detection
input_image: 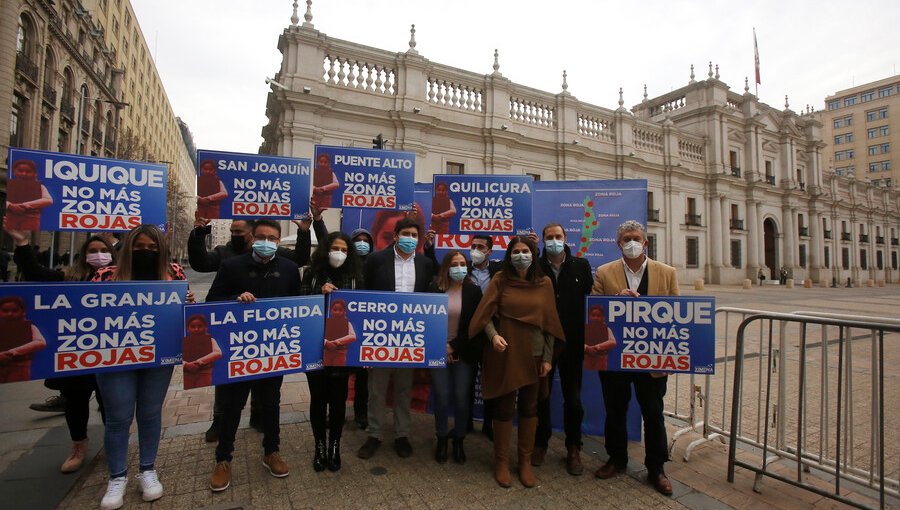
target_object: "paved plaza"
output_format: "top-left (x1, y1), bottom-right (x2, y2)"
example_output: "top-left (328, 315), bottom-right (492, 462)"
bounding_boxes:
top-left (0, 280), bottom-right (897, 509)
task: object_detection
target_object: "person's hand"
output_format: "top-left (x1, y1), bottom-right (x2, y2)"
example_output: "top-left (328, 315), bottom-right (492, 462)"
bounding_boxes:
top-left (237, 292), bottom-right (256, 303)
top-left (6, 204), bottom-right (24, 214)
top-left (406, 208), bottom-right (419, 221)
top-left (186, 289), bottom-right (196, 304)
top-left (183, 361), bottom-right (197, 373)
top-left (618, 289), bottom-right (640, 297)
top-left (424, 230), bottom-right (435, 248)
top-left (324, 340), bottom-right (337, 351)
top-left (491, 334), bottom-right (507, 353)
top-left (446, 343), bottom-right (456, 363)
top-left (193, 212), bottom-right (211, 228)
top-left (321, 282), bottom-right (337, 294)
top-left (197, 197), bottom-right (210, 206)
top-left (539, 361), bottom-right (552, 377)
top-left (292, 217), bottom-right (312, 232)
top-left (313, 186), bottom-right (323, 195)
top-left (3, 218), bottom-right (31, 246)
top-left (526, 231), bottom-right (539, 244)
top-left (309, 198), bottom-right (325, 221)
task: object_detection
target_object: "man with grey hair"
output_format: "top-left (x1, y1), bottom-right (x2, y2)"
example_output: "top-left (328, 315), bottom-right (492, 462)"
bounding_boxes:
top-left (590, 220), bottom-right (679, 496)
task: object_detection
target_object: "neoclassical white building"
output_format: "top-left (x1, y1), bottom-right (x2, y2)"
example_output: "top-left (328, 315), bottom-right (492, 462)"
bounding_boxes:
top-left (260, 6), bottom-right (900, 286)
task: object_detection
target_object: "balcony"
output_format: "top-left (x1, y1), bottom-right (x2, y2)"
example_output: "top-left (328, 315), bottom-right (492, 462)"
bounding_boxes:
top-left (799, 227), bottom-right (809, 237)
top-left (730, 166), bottom-right (741, 178)
top-left (104, 135), bottom-right (115, 153)
top-left (729, 219), bottom-right (744, 230)
top-left (859, 234), bottom-right (869, 243)
top-left (685, 213), bottom-right (702, 227)
top-left (841, 232), bottom-right (851, 241)
top-left (60, 100), bottom-right (75, 122)
top-left (15, 52), bottom-right (38, 85)
top-left (824, 230), bottom-right (832, 239)
top-left (765, 174), bottom-right (776, 185)
top-left (92, 125), bottom-right (103, 142)
top-left (42, 83), bottom-right (57, 107)
top-left (81, 121), bottom-right (91, 135)
top-left (876, 236), bottom-right (884, 244)
top-left (647, 209), bottom-right (660, 222)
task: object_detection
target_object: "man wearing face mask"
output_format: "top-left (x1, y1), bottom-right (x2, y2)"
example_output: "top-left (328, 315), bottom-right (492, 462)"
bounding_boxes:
top-left (468, 235), bottom-right (502, 293)
top-left (357, 217), bottom-right (435, 460)
top-left (590, 220), bottom-right (679, 496)
top-left (532, 222), bottom-right (593, 475)
top-left (206, 220), bottom-right (302, 492)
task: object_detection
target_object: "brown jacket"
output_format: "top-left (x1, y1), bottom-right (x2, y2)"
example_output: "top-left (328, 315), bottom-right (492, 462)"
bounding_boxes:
top-left (468, 272), bottom-right (565, 399)
top-left (591, 258), bottom-right (680, 297)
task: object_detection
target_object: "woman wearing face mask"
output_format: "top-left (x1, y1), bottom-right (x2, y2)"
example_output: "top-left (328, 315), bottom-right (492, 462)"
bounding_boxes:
top-left (300, 231), bottom-right (364, 472)
top-left (90, 224), bottom-right (190, 510)
top-left (348, 228), bottom-right (373, 430)
top-left (468, 236), bottom-right (564, 488)
top-left (3, 222), bottom-right (115, 474)
top-left (426, 250), bottom-right (484, 464)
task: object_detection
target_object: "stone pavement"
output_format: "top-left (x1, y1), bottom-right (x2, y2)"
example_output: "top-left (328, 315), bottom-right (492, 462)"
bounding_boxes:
top-left (1, 283), bottom-right (898, 509)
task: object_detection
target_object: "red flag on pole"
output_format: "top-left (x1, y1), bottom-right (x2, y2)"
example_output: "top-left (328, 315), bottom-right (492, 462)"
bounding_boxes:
top-left (753, 28), bottom-right (761, 85)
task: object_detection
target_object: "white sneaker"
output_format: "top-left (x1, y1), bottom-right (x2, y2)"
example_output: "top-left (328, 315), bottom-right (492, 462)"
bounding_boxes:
top-left (136, 469), bottom-right (164, 502)
top-left (100, 476), bottom-right (128, 510)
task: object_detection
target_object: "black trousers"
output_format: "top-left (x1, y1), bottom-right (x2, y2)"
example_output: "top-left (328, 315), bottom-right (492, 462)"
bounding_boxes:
top-left (536, 347), bottom-right (584, 449)
top-left (61, 381), bottom-right (105, 441)
top-left (307, 368), bottom-right (350, 441)
top-left (352, 367), bottom-right (368, 421)
top-left (213, 385), bottom-right (262, 419)
top-left (598, 371), bottom-right (669, 476)
top-left (215, 376), bottom-right (283, 462)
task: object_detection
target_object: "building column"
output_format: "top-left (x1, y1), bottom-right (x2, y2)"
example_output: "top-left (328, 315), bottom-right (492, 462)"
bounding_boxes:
top-left (720, 196), bottom-right (731, 267)
top-left (782, 206), bottom-right (795, 272)
top-left (709, 195), bottom-right (723, 268)
top-left (809, 211), bottom-right (821, 280)
top-left (747, 199), bottom-right (759, 269)
top-left (791, 209), bottom-right (800, 268)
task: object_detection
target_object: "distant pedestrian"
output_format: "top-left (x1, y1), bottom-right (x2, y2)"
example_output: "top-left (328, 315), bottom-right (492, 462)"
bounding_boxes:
top-left (757, 268), bottom-right (765, 286)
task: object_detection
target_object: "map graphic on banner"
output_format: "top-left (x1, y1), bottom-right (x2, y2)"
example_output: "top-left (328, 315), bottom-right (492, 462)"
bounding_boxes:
top-left (433, 175), bottom-right (533, 236)
top-left (0, 281), bottom-right (187, 383)
top-left (532, 180), bottom-right (647, 270)
top-left (312, 145), bottom-right (415, 211)
top-left (7, 148), bottom-right (167, 232)
top-left (195, 149), bottom-right (311, 220)
top-left (325, 290), bottom-right (448, 369)
top-left (182, 296), bottom-right (325, 389)
top-left (584, 296), bottom-right (716, 374)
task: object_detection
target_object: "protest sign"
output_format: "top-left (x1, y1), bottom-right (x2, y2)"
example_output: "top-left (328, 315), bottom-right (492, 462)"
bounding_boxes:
top-left (433, 175), bottom-right (533, 235)
top-left (7, 148), bottom-right (167, 231)
top-left (313, 145), bottom-right (415, 210)
top-left (584, 296), bottom-right (716, 374)
top-left (325, 290), bottom-right (448, 368)
top-left (341, 183), bottom-right (431, 253)
top-left (195, 149), bottom-right (310, 220)
top-left (0, 281), bottom-right (187, 383)
top-left (182, 296), bottom-right (325, 388)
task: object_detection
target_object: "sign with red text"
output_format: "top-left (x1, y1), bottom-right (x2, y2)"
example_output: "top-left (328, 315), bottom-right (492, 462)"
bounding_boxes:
top-left (433, 175), bottom-right (533, 235)
top-left (313, 145), bottom-right (414, 210)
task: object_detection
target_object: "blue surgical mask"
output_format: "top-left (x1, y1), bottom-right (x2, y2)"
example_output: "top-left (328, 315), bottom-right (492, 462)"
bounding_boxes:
top-left (354, 240), bottom-right (371, 256)
top-left (397, 236), bottom-right (417, 254)
top-left (252, 240), bottom-right (277, 258)
top-left (545, 239), bottom-right (565, 256)
top-left (449, 266), bottom-right (468, 282)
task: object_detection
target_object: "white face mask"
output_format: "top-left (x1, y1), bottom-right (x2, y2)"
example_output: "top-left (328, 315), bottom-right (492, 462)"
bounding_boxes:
top-left (621, 240), bottom-right (644, 259)
top-left (511, 252), bottom-right (532, 270)
top-left (328, 250), bottom-right (347, 268)
top-left (470, 249), bottom-right (486, 265)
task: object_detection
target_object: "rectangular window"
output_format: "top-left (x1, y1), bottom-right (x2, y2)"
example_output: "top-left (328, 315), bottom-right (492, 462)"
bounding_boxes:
top-left (844, 97), bottom-right (857, 106)
top-left (869, 162), bottom-right (879, 172)
top-left (860, 249), bottom-right (868, 270)
top-left (868, 128), bottom-right (878, 138)
top-left (847, 150), bottom-right (854, 159)
top-left (446, 162), bottom-right (464, 175)
top-left (834, 135), bottom-right (842, 144)
top-left (861, 91), bottom-right (874, 102)
top-left (892, 251), bottom-right (898, 270)
top-left (834, 118), bottom-right (844, 128)
top-left (828, 100), bottom-right (840, 110)
top-left (647, 234), bottom-right (657, 260)
top-left (879, 107), bottom-right (888, 119)
top-left (835, 152), bottom-right (844, 161)
top-left (883, 161), bottom-right (892, 171)
top-left (867, 111), bottom-right (877, 122)
top-left (879, 86), bottom-right (893, 98)
top-left (730, 240), bottom-right (742, 268)
top-left (686, 238), bottom-right (699, 268)
top-left (9, 95), bottom-right (23, 148)
top-left (868, 145), bottom-right (879, 156)
top-left (842, 248), bottom-right (850, 270)
top-left (799, 245), bottom-right (807, 268)
top-left (880, 126), bottom-right (889, 136)
top-left (877, 251), bottom-right (884, 270)
top-left (824, 246), bottom-right (830, 268)
top-left (729, 150), bottom-right (739, 170)
top-left (881, 143), bottom-right (889, 153)
top-left (526, 172), bottom-right (541, 181)
top-left (846, 133), bottom-right (854, 142)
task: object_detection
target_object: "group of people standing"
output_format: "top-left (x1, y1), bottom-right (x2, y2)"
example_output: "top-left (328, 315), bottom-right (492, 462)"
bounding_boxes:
top-left (6, 202), bottom-right (679, 509)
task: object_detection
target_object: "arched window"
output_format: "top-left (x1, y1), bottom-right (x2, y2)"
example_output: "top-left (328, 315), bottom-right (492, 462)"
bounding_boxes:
top-left (43, 47), bottom-right (56, 91)
top-left (16, 15), bottom-right (29, 55)
top-left (62, 67), bottom-right (74, 104)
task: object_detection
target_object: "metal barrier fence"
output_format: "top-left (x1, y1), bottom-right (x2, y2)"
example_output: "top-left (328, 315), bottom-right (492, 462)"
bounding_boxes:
top-left (662, 307), bottom-right (899, 509)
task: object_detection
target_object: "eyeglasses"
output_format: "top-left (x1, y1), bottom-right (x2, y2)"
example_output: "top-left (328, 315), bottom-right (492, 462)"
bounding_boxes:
top-left (253, 235), bottom-right (279, 243)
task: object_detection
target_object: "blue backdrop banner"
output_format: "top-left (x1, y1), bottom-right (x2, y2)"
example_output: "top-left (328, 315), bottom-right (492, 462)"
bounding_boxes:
top-left (195, 149), bottom-right (311, 220)
top-left (0, 281), bottom-right (187, 383)
top-left (313, 145), bottom-right (415, 210)
top-left (7, 148), bottom-right (167, 232)
top-left (432, 175), bottom-right (533, 236)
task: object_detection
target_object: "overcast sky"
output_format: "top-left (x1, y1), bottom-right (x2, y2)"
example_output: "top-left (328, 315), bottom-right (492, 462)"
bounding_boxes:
top-left (131, 0), bottom-right (900, 155)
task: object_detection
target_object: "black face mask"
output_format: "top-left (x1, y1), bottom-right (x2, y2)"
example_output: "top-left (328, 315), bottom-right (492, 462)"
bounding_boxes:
top-left (231, 235), bottom-right (248, 252)
top-left (131, 250), bottom-right (160, 278)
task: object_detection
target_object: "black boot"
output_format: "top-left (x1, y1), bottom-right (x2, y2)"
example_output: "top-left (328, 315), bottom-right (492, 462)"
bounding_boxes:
top-left (327, 438), bottom-right (342, 472)
top-left (313, 439), bottom-right (327, 472)
top-left (452, 436), bottom-right (466, 464)
top-left (435, 435), bottom-right (449, 463)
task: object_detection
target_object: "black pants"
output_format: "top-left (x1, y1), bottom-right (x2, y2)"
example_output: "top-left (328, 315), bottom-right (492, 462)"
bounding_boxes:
top-left (61, 381), bottom-right (105, 441)
top-left (599, 372), bottom-right (669, 476)
top-left (536, 347), bottom-right (584, 449)
top-left (307, 368), bottom-right (349, 441)
top-left (213, 385), bottom-right (262, 419)
top-left (352, 367), bottom-right (368, 421)
top-left (215, 376), bottom-right (283, 462)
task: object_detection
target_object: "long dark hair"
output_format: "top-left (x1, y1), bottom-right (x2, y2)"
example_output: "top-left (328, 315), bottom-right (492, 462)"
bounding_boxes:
top-left (309, 231), bottom-right (362, 278)
top-left (499, 236), bottom-right (544, 282)
top-left (63, 235), bottom-right (117, 281)
top-left (114, 224), bottom-right (171, 281)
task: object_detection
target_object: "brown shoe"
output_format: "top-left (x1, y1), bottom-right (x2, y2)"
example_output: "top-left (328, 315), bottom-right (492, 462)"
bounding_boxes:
top-left (650, 472), bottom-right (673, 496)
top-left (492, 420), bottom-right (513, 488)
top-left (61, 439), bottom-right (88, 473)
top-left (594, 461), bottom-right (625, 479)
top-left (530, 446), bottom-right (546, 466)
top-left (565, 445), bottom-right (583, 476)
top-left (263, 452), bottom-right (289, 478)
top-left (209, 461), bottom-right (231, 492)
top-left (517, 417), bottom-right (538, 488)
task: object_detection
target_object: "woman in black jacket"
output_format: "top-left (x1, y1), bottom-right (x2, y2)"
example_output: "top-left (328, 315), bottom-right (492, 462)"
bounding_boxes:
top-left (427, 250), bottom-right (483, 464)
top-left (300, 231), bottom-right (364, 472)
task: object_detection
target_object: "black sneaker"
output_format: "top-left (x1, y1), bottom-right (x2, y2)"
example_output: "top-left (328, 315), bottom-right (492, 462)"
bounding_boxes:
top-left (357, 437), bottom-right (381, 459)
top-left (393, 437), bottom-right (413, 458)
top-left (29, 395), bottom-right (66, 413)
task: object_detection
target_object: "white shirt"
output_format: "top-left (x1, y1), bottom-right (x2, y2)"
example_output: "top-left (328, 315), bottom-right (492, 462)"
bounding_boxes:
top-left (622, 256), bottom-right (649, 291)
top-left (393, 246), bottom-right (416, 292)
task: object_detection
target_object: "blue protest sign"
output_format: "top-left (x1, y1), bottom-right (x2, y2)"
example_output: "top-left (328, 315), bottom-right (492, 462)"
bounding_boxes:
top-left (182, 296), bottom-right (325, 388)
top-left (533, 180), bottom-right (647, 270)
top-left (195, 149), bottom-right (311, 220)
top-left (433, 175), bottom-right (533, 236)
top-left (313, 145), bottom-right (415, 210)
top-left (0, 281), bottom-right (187, 383)
top-left (7, 148), bottom-right (167, 232)
top-left (326, 290), bottom-right (448, 368)
top-left (341, 183), bottom-right (432, 253)
top-left (584, 296), bottom-right (716, 374)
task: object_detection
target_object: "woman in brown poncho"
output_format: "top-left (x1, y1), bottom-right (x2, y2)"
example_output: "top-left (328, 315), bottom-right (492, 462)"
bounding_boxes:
top-left (468, 236), bottom-right (564, 489)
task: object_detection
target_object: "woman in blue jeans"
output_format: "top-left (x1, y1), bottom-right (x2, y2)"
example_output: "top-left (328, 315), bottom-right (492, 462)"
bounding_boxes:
top-left (427, 250), bottom-right (484, 463)
top-left (91, 225), bottom-right (192, 510)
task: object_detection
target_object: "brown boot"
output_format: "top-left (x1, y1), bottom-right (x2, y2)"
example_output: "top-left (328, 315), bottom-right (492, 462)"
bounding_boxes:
top-left (566, 445), bottom-right (584, 475)
top-left (517, 417), bottom-right (538, 488)
top-left (61, 439), bottom-right (88, 473)
top-left (492, 420), bottom-right (512, 488)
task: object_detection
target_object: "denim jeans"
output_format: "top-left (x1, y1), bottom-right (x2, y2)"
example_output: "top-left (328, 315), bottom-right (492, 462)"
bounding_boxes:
top-left (95, 366), bottom-right (174, 477)
top-left (430, 360), bottom-right (474, 438)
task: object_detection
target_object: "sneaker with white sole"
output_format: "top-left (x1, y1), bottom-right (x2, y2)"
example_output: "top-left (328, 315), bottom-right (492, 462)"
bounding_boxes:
top-left (136, 469), bottom-right (163, 502)
top-left (100, 476), bottom-right (128, 510)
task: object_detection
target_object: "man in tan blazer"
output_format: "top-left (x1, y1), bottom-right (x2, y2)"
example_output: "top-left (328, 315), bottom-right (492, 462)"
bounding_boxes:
top-left (591, 220), bottom-right (679, 496)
